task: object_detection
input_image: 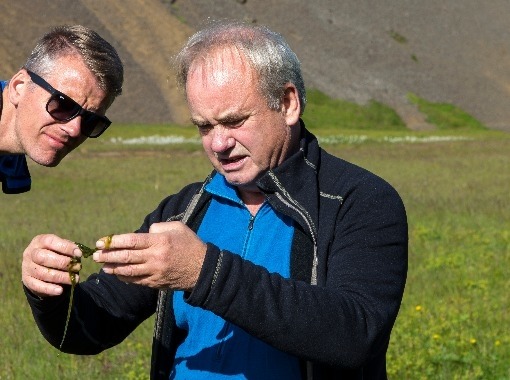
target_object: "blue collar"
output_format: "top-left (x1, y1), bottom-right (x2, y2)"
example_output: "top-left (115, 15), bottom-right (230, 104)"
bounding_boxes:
top-left (205, 173), bottom-right (245, 206)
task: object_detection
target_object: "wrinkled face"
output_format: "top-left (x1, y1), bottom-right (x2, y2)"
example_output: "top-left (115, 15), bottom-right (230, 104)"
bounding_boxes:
top-left (186, 48), bottom-right (300, 193)
top-left (12, 55), bottom-right (108, 167)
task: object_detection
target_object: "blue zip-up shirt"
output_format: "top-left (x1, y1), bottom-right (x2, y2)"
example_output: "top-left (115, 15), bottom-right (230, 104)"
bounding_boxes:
top-left (170, 174), bottom-right (301, 379)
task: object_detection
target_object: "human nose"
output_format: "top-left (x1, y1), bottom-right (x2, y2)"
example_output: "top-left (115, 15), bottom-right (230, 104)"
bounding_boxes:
top-left (210, 126), bottom-right (235, 152)
top-left (60, 116), bottom-right (82, 138)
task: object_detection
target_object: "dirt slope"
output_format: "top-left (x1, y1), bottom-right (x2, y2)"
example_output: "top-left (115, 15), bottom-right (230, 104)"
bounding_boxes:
top-left (1, 0), bottom-right (510, 131)
top-left (167, 0), bottom-right (510, 132)
top-left (0, 0), bottom-right (191, 124)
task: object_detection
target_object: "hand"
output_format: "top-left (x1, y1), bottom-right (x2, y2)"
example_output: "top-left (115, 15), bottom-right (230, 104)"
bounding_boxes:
top-left (93, 222), bottom-right (207, 291)
top-left (22, 234), bottom-right (83, 298)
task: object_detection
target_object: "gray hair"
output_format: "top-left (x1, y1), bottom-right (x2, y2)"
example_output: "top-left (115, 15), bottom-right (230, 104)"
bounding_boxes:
top-left (23, 25), bottom-right (123, 106)
top-left (175, 20), bottom-right (306, 115)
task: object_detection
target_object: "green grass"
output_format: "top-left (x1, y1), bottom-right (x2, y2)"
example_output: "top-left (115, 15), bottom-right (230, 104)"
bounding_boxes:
top-left (321, 137), bottom-right (509, 379)
top-left (0, 94), bottom-right (509, 379)
top-left (408, 92), bottom-right (487, 131)
top-left (302, 89), bottom-right (408, 131)
top-left (302, 89), bottom-right (487, 133)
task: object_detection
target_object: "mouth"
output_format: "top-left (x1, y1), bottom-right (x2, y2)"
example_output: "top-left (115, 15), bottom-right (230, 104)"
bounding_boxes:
top-left (44, 132), bottom-right (71, 150)
top-left (218, 155), bottom-right (247, 171)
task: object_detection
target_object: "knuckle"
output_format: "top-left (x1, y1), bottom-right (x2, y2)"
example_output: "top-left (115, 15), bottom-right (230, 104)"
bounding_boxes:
top-left (116, 265), bottom-right (133, 277)
top-left (114, 250), bottom-right (130, 262)
top-left (21, 261), bottom-right (31, 276)
top-left (47, 268), bottom-right (68, 283)
top-left (149, 222), bottom-right (167, 233)
top-left (127, 234), bottom-right (141, 249)
top-left (32, 248), bottom-right (47, 264)
top-left (116, 247), bottom-right (144, 264)
top-left (40, 234), bottom-right (57, 247)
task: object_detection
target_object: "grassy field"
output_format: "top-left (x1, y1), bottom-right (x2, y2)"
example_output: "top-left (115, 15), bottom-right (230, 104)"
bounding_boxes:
top-left (1, 105), bottom-right (509, 378)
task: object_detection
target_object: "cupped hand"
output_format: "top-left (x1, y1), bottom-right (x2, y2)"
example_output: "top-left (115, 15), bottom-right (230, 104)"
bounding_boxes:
top-left (22, 234), bottom-right (83, 298)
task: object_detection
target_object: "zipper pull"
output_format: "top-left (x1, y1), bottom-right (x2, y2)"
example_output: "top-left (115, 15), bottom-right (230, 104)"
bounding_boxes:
top-left (248, 215), bottom-right (255, 230)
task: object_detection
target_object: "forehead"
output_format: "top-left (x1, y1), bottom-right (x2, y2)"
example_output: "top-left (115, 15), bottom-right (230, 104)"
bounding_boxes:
top-left (44, 54), bottom-right (96, 87)
top-left (41, 54), bottom-right (107, 110)
top-left (187, 47), bottom-right (256, 90)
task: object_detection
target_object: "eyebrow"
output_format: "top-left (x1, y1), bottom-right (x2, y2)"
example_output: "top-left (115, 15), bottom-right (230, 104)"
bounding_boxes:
top-left (191, 113), bottom-right (247, 127)
top-left (190, 118), bottom-right (208, 127)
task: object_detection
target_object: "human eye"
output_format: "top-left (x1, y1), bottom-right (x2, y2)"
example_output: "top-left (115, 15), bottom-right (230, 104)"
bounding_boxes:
top-left (222, 116), bottom-right (247, 129)
top-left (197, 124), bottom-right (211, 134)
top-left (191, 119), bottom-right (213, 135)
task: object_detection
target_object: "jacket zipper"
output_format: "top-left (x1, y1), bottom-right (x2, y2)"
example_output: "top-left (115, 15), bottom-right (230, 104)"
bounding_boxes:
top-left (154, 179), bottom-right (211, 346)
top-left (216, 212), bottom-right (256, 358)
top-left (268, 171), bottom-right (319, 285)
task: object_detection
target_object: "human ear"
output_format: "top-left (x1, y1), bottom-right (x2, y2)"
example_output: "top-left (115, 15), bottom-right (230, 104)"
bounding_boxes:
top-left (8, 70), bottom-right (29, 107)
top-left (282, 83), bottom-right (301, 126)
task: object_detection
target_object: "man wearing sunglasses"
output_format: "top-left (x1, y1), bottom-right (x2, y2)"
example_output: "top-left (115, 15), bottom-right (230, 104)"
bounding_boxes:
top-left (0, 25), bottom-right (123, 194)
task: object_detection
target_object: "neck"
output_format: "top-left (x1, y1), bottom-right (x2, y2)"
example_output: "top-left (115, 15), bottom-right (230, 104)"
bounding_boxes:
top-left (239, 188), bottom-right (265, 215)
top-left (0, 85), bottom-right (17, 154)
top-left (0, 82), bottom-right (3, 121)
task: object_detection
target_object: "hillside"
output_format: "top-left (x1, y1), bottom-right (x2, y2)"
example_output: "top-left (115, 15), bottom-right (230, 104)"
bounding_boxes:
top-left (1, 0), bottom-right (509, 131)
top-left (0, 0), bottom-right (192, 125)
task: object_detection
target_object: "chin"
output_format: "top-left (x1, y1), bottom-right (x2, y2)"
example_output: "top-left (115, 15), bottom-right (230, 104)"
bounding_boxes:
top-left (29, 153), bottom-right (64, 167)
top-left (224, 175), bottom-right (259, 190)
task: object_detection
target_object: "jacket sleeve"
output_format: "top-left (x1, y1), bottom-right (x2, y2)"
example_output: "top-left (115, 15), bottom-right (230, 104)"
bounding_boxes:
top-left (185, 173), bottom-right (408, 369)
top-left (25, 273), bottom-right (158, 354)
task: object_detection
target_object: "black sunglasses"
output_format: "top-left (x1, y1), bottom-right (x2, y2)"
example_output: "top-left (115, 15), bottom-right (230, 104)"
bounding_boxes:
top-left (26, 70), bottom-right (111, 138)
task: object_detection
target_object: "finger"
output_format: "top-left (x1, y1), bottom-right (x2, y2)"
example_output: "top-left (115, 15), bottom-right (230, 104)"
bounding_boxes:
top-left (22, 261), bottom-right (77, 297)
top-left (102, 263), bottom-right (143, 277)
top-left (95, 233), bottom-right (151, 251)
top-left (36, 234), bottom-right (82, 259)
top-left (23, 276), bottom-right (64, 297)
top-left (29, 247), bottom-right (77, 272)
top-left (101, 265), bottom-right (149, 286)
top-left (93, 248), bottom-right (145, 265)
top-left (96, 234), bottom-right (114, 250)
top-left (30, 261), bottom-right (75, 284)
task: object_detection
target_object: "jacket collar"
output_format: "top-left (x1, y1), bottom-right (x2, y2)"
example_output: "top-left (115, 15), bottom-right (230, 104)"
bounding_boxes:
top-left (256, 120), bottom-right (321, 236)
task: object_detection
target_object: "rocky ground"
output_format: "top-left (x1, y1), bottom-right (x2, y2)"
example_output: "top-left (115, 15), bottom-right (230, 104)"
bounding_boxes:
top-left (2, 0), bottom-right (509, 131)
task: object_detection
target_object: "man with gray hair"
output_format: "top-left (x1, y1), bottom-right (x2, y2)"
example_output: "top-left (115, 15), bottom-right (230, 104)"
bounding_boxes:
top-left (23, 20), bottom-right (407, 379)
top-left (0, 25), bottom-right (123, 193)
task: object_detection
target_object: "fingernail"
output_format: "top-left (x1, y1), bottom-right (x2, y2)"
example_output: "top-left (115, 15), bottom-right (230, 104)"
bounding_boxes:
top-left (93, 252), bottom-right (100, 261)
top-left (96, 240), bottom-right (105, 249)
top-left (53, 287), bottom-right (63, 296)
top-left (73, 248), bottom-right (83, 257)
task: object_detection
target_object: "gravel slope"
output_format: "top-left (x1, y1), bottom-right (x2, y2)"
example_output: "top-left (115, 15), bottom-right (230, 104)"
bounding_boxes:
top-left (2, 0), bottom-right (509, 131)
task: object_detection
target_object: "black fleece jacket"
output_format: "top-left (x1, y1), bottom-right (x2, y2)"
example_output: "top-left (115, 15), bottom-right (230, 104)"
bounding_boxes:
top-left (26, 124), bottom-right (408, 379)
